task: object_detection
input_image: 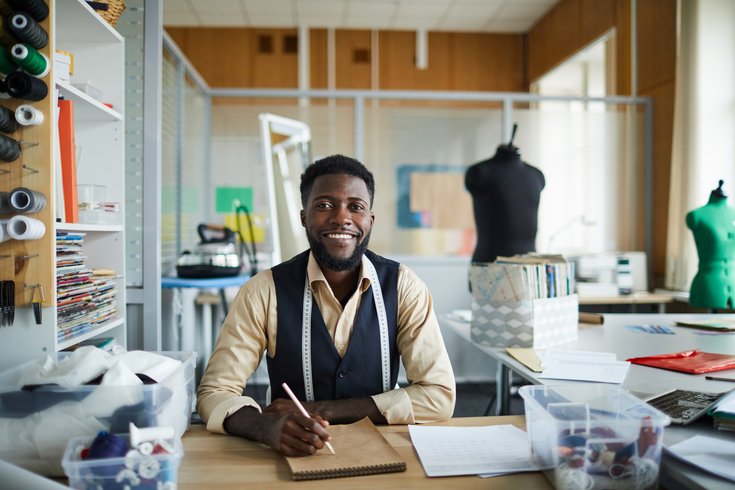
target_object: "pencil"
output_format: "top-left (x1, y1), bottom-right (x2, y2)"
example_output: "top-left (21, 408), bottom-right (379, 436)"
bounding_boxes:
top-left (705, 375), bottom-right (735, 382)
top-left (281, 382), bottom-right (336, 454)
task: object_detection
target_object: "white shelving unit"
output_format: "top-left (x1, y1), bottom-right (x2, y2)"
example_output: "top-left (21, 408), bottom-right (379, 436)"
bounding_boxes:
top-left (0, 0), bottom-right (126, 370)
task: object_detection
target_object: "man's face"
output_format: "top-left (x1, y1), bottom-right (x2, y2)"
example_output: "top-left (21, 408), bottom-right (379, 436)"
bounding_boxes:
top-left (301, 173), bottom-right (374, 272)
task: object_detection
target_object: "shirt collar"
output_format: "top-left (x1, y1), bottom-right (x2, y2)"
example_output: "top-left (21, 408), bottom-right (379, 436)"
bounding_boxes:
top-left (307, 251), bottom-right (372, 293)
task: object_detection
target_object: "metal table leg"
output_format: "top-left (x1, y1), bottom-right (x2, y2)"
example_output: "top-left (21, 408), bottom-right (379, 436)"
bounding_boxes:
top-left (495, 361), bottom-right (511, 416)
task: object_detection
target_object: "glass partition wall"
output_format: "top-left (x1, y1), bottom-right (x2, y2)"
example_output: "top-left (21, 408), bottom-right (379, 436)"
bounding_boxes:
top-left (162, 38), bottom-right (650, 272)
top-left (205, 95), bottom-right (648, 269)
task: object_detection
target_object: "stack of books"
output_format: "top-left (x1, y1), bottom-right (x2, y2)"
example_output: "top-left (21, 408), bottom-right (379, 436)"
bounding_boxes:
top-left (491, 254), bottom-right (576, 300)
top-left (56, 232), bottom-right (118, 342)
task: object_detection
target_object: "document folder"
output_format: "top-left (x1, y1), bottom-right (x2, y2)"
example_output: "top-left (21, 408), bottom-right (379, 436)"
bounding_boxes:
top-left (627, 349), bottom-right (735, 374)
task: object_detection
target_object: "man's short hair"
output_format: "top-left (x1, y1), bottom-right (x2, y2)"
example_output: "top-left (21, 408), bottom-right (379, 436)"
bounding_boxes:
top-left (300, 154), bottom-right (375, 208)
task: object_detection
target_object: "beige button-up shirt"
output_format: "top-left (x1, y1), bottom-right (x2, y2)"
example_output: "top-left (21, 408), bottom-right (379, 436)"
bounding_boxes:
top-left (196, 253), bottom-right (456, 433)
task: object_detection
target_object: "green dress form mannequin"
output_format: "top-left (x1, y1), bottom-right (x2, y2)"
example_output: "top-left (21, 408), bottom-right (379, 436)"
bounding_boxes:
top-left (686, 180), bottom-right (735, 309)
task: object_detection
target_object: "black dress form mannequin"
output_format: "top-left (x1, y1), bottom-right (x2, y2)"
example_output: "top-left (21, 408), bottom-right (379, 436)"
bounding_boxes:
top-left (465, 127), bottom-right (545, 263)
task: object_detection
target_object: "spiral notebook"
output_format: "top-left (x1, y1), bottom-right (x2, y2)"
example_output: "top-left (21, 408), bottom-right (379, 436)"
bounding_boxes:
top-left (285, 417), bottom-right (406, 480)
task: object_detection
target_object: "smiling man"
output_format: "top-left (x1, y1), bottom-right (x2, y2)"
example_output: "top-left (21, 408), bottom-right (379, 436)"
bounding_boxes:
top-left (196, 154), bottom-right (455, 457)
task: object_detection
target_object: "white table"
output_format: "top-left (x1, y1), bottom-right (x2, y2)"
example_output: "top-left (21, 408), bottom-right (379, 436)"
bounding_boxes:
top-left (441, 313), bottom-right (735, 489)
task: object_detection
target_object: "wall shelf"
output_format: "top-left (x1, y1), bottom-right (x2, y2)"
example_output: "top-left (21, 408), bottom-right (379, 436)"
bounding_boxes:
top-left (0, 0), bottom-right (126, 370)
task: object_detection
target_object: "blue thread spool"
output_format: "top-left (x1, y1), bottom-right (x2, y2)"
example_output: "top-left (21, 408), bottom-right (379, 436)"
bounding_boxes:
top-left (87, 431), bottom-right (130, 480)
top-left (88, 431), bottom-right (129, 460)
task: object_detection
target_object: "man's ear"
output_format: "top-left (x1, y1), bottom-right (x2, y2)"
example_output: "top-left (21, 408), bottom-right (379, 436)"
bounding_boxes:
top-left (300, 210), bottom-right (306, 227)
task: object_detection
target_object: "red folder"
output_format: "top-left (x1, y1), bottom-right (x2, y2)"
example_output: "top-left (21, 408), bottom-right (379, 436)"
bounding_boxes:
top-left (58, 98), bottom-right (78, 223)
top-left (627, 349), bottom-right (735, 374)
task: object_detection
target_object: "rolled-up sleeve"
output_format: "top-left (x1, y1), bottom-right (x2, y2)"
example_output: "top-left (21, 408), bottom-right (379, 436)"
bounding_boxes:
top-left (372, 265), bottom-right (456, 424)
top-left (196, 271), bottom-right (274, 433)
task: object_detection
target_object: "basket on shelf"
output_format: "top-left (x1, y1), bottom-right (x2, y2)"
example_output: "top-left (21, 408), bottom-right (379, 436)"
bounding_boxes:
top-left (90, 0), bottom-right (126, 27)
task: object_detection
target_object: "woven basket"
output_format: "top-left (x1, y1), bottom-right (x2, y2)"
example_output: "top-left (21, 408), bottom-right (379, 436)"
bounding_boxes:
top-left (95, 0), bottom-right (127, 27)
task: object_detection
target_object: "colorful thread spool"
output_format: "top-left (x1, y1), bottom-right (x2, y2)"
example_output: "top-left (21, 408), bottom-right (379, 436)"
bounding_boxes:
top-left (87, 431), bottom-right (130, 460)
top-left (0, 47), bottom-right (18, 76)
top-left (10, 43), bottom-right (49, 77)
top-left (9, 13), bottom-right (48, 49)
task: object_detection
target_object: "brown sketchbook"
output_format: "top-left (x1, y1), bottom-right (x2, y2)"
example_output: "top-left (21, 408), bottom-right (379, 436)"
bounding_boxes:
top-left (675, 318), bottom-right (735, 332)
top-left (285, 417), bottom-right (406, 480)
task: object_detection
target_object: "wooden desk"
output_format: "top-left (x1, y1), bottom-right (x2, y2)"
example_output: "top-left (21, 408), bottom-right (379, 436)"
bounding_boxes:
top-left (440, 313), bottom-right (735, 489)
top-left (578, 291), bottom-right (676, 312)
top-left (178, 417), bottom-right (553, 489)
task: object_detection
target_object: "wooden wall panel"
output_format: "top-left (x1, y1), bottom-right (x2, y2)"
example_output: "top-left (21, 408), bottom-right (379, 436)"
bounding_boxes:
top-left (528, 0), bottom-right (618, 83)
top-left (309, 29), bottom-right (328, 89)
top-left (335, 30), bottom-right (372, 89)
top-left (637, 0), bottom-right (676, 90)
top-left (378, 31), bottom-right (451, 90)
top-left (528, 0), bottom-right (583, 82)
top-left (165, 27), bottom-right (298, 88)
top-left (580, 0), bottom-right (618, 43)
top-left (378, 31), bottom-right (524, 91)
top-left (615, 0), bottom-right (632, 95)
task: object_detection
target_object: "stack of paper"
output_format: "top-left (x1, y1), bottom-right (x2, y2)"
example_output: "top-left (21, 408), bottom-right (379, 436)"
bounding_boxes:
top-left (710, 389), bottom-right (735, 431)
top-left (666, 435), bottom-right (735, 482)
top-left (537, 349), bottom-right (630, 384)
top-left (409, 424), bottom-right (545, 477)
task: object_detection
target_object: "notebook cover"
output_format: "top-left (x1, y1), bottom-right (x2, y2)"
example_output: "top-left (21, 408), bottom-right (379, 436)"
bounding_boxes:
top-left (675, 318), bottom-right (735, 332)
top-left (285, 417), bottom-right (406, 481)
top-left (57, 98), bottom-right (78, 223)
top-left (626, 349), bottom-right (735, 374)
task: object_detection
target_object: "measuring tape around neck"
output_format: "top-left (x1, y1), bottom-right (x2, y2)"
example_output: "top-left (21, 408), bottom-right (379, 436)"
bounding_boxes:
top-left (300, 257), bottom-right (391, 401)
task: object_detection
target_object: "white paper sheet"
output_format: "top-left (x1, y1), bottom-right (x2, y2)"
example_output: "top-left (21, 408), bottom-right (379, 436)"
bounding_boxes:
top-left (537, 349), bottom-right (617, 368)
top-left (408, 424), bottom-right (544, 477)
top-left (538, 358), bottom-right (630, 383)
top-left (666, 435), bottom-right (735, 482)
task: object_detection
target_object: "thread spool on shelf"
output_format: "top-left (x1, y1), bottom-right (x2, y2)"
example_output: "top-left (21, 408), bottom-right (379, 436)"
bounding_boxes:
top-left (6, 0), bottom-right (49, 22)
top-left (15, 104), bottom-right (44, 126)
top-left (9, 12), bottom-right (49, 49)
top-left (7, 215), bottom-right (45, 240)
top-left (0, 133), bottom-right (21, 161)
top-left (0, 106), bottom-right (18, 133)
top-left (11, 43), bottom-right (50, 77)
top-left (4, 70), bottom-right (48, 100)
top-left (9, 187), bottom-right (46, 213)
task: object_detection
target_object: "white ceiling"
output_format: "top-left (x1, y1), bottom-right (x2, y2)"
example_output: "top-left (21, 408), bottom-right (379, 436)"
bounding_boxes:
top-left (163, 0), bottom-right (559, 33)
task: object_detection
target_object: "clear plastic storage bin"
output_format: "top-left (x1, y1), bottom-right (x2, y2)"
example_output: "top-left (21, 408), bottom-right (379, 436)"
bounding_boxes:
top-left (519, 384), bottom-right (671, 490)
top-left (62, 433), bottom-right (183, 489)
top-left (0, 351), bottom-right (195, 476)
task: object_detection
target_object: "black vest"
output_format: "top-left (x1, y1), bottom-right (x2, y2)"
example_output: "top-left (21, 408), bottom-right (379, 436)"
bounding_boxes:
top-left (268, 250), bottom-right (400, 402)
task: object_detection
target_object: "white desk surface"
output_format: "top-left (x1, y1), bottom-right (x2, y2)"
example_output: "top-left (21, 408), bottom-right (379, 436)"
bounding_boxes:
top-left (441, 313), bottom-right (735, 490)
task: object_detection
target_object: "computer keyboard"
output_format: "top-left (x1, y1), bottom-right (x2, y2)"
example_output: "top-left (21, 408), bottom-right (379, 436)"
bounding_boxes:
top-left (644, 389), bottom-right (725, 424)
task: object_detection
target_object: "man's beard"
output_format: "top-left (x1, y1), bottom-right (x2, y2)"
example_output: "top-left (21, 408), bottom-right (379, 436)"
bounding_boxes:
top-left (307, 231), bottom-right (371, 272)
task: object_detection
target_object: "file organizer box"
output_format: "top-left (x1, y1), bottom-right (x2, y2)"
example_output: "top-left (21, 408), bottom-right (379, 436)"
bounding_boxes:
top-left (520, 384), bottom-right (671, 490)
top-left (470, 294), bottom-right (579, 348)
top-left (62, 434), bottom-right (183, 490)
top-left (0, 351), bottom-right (195, 476)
